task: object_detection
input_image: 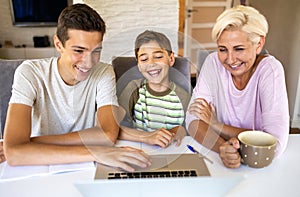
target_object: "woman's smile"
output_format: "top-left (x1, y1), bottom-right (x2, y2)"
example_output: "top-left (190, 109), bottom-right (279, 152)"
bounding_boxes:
top-left (229, 62), bottom-right (244, 70)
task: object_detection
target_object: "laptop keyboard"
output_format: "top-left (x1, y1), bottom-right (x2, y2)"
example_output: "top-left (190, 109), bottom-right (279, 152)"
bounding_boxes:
top-left (107, 170), bottom-right (198, 179)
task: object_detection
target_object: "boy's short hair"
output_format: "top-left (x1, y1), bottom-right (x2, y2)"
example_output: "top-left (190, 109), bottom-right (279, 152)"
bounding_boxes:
top-left (56, 4), bottom-right (106, 46)
top-left (134, 30), bottom-right (173, 58)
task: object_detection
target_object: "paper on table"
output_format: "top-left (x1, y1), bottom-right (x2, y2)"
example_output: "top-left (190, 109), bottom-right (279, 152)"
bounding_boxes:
top-left (0, 161), bottom-right (95, 181)
top-left (141, 136), bottom-right (197, 155)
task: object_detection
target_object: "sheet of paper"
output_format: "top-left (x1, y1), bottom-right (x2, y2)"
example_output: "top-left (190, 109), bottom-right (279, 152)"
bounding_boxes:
top-left (0, 161), bottom-right (95, 181)
top-left (141, 136), bottom-right (195, 155)
top-left (115, 139), bottom-right (142, 149)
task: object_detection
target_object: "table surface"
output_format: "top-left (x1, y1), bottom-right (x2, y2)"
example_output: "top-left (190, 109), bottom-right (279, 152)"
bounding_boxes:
top-left (0, 134), bottom-right (299, 197)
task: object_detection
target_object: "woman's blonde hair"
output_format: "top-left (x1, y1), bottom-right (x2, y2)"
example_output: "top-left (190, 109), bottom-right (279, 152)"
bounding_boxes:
top-left (212, 5), bottom-right (268, 44)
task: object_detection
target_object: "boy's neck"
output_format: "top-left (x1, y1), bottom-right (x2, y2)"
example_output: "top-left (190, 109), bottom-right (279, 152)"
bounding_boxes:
top-left (147, 80), bottom-right (171, 93)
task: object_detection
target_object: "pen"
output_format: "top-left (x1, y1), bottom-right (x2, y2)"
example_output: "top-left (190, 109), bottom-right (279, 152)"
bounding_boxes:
top-left (187, 144), bottom-right (213, 164)
top-left (187, 144), bottom-right (198, 154)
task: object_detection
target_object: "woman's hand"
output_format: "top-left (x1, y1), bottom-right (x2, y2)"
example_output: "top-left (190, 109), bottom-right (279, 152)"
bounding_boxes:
top-left (219, 137), bottom-right (241, 168)
top-left (189, 98), bottom-right (219, 128)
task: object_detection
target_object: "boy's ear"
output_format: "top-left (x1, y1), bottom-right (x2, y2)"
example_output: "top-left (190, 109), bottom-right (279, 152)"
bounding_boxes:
top-left (53, 35), bottom-right (64, 53)
top-left (169, 52), bottom-right (175, 67)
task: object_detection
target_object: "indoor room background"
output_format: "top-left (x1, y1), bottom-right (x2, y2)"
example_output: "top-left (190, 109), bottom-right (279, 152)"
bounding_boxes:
top-left (0, 0), bottom-right (299, 129)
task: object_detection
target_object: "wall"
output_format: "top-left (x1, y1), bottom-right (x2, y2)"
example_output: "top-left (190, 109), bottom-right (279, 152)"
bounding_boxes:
top-left (250, 0), bottom-right (300, 128)
top-left (84, 0), bottom-right (179, 63)
top-left (0, 0), bottom-right (179, 63)
top-left (0, 0), bottom-right (57, 47)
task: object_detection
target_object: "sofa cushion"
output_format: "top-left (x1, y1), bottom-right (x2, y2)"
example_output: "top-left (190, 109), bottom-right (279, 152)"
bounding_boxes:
top-left (0, 59), bottom-right (24, 136)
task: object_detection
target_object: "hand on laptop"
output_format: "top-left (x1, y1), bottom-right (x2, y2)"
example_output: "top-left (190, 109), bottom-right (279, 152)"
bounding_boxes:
top-left (90, 146), bottom-right (151, 172)
top-left (0, 141), bottom-right (6, 163)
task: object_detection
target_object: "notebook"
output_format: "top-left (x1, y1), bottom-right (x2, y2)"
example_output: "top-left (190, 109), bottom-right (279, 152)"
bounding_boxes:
top-left (74, 154), bottom-right (244, 197)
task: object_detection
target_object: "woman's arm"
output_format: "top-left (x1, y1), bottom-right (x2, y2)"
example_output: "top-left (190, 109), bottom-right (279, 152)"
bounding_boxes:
top-left (188, 98), bottom-right (250, 140)
top-left (188, 120), bottom-right (241, 168)
top-left (188, 119), bottom-right (225, 152)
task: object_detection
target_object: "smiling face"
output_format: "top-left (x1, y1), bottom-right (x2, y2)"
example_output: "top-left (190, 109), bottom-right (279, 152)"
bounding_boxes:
top-left (137, 41), bottom-right (175, 91)
top-left (217, 29), bottom-right (264, 88)
top-left (54, 29), bottom-right (103, 85)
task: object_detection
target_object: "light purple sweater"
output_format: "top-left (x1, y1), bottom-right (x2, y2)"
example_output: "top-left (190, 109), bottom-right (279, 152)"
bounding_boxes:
top-left (186, 52), bottom-right (289, 156)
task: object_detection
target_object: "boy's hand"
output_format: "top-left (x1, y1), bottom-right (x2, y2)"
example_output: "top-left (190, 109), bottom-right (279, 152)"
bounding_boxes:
top-left (90, 146), bottom-right (151, 172)
top-left (0, 141), bottom-right (6, 163)
top-left (169, 126), bottom-right (187, 146)
top-left (144, 128), bottom-right (175, 148)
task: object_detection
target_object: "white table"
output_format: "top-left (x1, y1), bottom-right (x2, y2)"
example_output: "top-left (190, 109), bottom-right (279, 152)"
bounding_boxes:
top-left (0, 135), bottom-right (299, 197)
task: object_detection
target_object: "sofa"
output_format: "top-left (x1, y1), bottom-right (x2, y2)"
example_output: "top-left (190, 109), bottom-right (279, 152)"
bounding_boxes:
top-left (0, 59), bottom-right (24, 136)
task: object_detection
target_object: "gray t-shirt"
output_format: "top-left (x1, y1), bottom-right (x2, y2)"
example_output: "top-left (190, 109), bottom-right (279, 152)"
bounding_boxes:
top-left (10, 57), bottom-right (118, 136)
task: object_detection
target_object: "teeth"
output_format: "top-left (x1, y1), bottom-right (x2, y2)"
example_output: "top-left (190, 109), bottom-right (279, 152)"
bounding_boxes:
top-left (148, 70), bottom-right (160, 75)
top-left (76, 65), bottom-right (89, 73)
top-left (230, 63), bottom-right (242, 68)
top-left (79, 68), bottom-right (89, 73)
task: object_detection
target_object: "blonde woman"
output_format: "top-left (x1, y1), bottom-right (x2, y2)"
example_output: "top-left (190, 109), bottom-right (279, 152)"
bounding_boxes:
top-left (186, 5), bottom-right (289, 168)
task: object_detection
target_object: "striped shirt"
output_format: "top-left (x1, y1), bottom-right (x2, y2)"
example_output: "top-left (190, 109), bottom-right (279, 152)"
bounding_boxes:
top-left (134, 82), bottom-right (184, 131)
top-left (118, 79), bottom-right (190, 132)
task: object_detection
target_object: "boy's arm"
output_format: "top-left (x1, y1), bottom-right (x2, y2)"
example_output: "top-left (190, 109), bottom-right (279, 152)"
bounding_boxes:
top-left (119, 125), bottom-right (176, 148)
top-left (30, 105), bottom-right (123, 146)
top-left (3, 104), bottom-right (151, 170)
top-left (3, 103), bottom-right (94, 165)
top-left (0, 140), bottom-right (5, 163)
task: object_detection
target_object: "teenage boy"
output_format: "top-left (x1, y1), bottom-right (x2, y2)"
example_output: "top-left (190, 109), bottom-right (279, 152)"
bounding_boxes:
top-left (3, 4), bottom-right (150, 172)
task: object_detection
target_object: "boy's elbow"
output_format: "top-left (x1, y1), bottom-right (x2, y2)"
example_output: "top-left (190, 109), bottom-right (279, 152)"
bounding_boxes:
top-left (105, 127), bottom-right (119, 145)
top-left (4, 144), bottom-right (23, 166)
top-left (94, 126), bottom-right (119, 146)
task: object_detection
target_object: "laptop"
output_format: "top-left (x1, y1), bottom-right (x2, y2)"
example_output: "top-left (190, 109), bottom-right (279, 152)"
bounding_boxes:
top-left (74, 154), bottom-right (244, 197)
top-left (95, 153), bottom-right (210, 179)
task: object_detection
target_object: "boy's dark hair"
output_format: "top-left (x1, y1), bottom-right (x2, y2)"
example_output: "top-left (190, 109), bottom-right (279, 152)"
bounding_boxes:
top-left (134, 30), bottom-right (173, 58)
top-left (56, 4), bottom-right (106, 46)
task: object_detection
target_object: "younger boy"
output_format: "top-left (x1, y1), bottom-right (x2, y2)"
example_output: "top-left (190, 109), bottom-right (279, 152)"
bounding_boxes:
top-left (118, 30), bottom-right (190, 148)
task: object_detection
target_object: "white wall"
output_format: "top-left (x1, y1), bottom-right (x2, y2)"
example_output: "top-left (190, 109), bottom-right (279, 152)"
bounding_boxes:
top-left (250, 0), bottom-right (300, 128)
top-left (0, 0), bottom-right (179, 63)
top-left (83, 0), bottom-right (179, 63)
